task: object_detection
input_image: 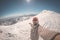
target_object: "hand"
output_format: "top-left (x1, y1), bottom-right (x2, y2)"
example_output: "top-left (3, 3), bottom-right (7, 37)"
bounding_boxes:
top-left (29, 23), bottom-right (33, 27)
top-left (29, 23), bottom-right (32, 26)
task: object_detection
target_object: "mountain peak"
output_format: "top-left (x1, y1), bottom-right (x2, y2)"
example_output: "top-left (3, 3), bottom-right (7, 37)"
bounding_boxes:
top-left (41, 10), bottom-right (57, 14)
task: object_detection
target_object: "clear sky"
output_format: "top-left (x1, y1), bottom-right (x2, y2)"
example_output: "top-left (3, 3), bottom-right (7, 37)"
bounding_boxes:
top-left (0, 0), bottom-right (60, 17)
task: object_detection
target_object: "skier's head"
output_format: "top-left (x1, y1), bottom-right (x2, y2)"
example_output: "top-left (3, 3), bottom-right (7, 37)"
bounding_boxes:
top-left (32, 17), bottom-right (39, 25)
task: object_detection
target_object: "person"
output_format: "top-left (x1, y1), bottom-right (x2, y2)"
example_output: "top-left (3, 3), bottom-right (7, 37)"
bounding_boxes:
top-left (51, 33), bottom-right (60, 40)
top-left (29, 17), bottom-right (39, 40)
top-left (29, 17), bottom-right (60, 40)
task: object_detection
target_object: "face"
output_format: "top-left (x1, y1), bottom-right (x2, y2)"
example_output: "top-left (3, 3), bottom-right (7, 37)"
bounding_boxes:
top-left (33, 21), bottom-right (38, 25)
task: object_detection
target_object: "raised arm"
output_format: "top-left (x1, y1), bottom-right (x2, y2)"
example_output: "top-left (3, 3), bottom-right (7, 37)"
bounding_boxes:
top-left (29, 23), bottom-right (34, 28)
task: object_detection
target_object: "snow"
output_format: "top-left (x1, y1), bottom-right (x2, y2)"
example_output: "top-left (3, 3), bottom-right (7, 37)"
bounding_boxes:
top-left (0, 10), bottom-right (60, 40)
top-left (37, 10), bottom-right (60, 32)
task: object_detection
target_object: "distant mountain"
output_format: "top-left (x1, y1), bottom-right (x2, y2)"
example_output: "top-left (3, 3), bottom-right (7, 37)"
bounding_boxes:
top-left (0, 14), bottom-right (36, 26)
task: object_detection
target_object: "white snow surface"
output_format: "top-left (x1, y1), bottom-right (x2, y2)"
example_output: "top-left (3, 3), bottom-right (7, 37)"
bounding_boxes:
top-left (0, 10), bottom-right (60, 40)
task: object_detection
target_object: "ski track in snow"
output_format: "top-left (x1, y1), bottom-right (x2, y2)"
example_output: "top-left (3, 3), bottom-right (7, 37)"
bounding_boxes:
top-left (0, 10), bottom-right (60, 40)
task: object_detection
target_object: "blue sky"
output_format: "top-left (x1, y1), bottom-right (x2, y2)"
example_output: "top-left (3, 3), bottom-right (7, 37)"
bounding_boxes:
top-left (0, 0), bottom-right (60, 17)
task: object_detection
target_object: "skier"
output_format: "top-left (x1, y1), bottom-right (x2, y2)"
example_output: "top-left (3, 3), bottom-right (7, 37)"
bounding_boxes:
top-left (29, 17), bottom-right (39, 40)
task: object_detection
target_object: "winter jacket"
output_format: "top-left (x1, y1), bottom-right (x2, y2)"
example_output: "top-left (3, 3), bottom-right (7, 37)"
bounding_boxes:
top-left (30, 23), bottom-right (39, 40)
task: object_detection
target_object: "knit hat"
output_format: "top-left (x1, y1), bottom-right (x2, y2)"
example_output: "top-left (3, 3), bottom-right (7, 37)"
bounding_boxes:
top-left (32, 17), bottom-right (38, 21)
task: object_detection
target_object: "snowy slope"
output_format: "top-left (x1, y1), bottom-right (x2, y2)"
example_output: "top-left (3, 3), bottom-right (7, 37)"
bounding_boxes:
top-left (36, 10), bottom-right (60, 32)
top-left (0, 10), bottom-right (60, 40)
